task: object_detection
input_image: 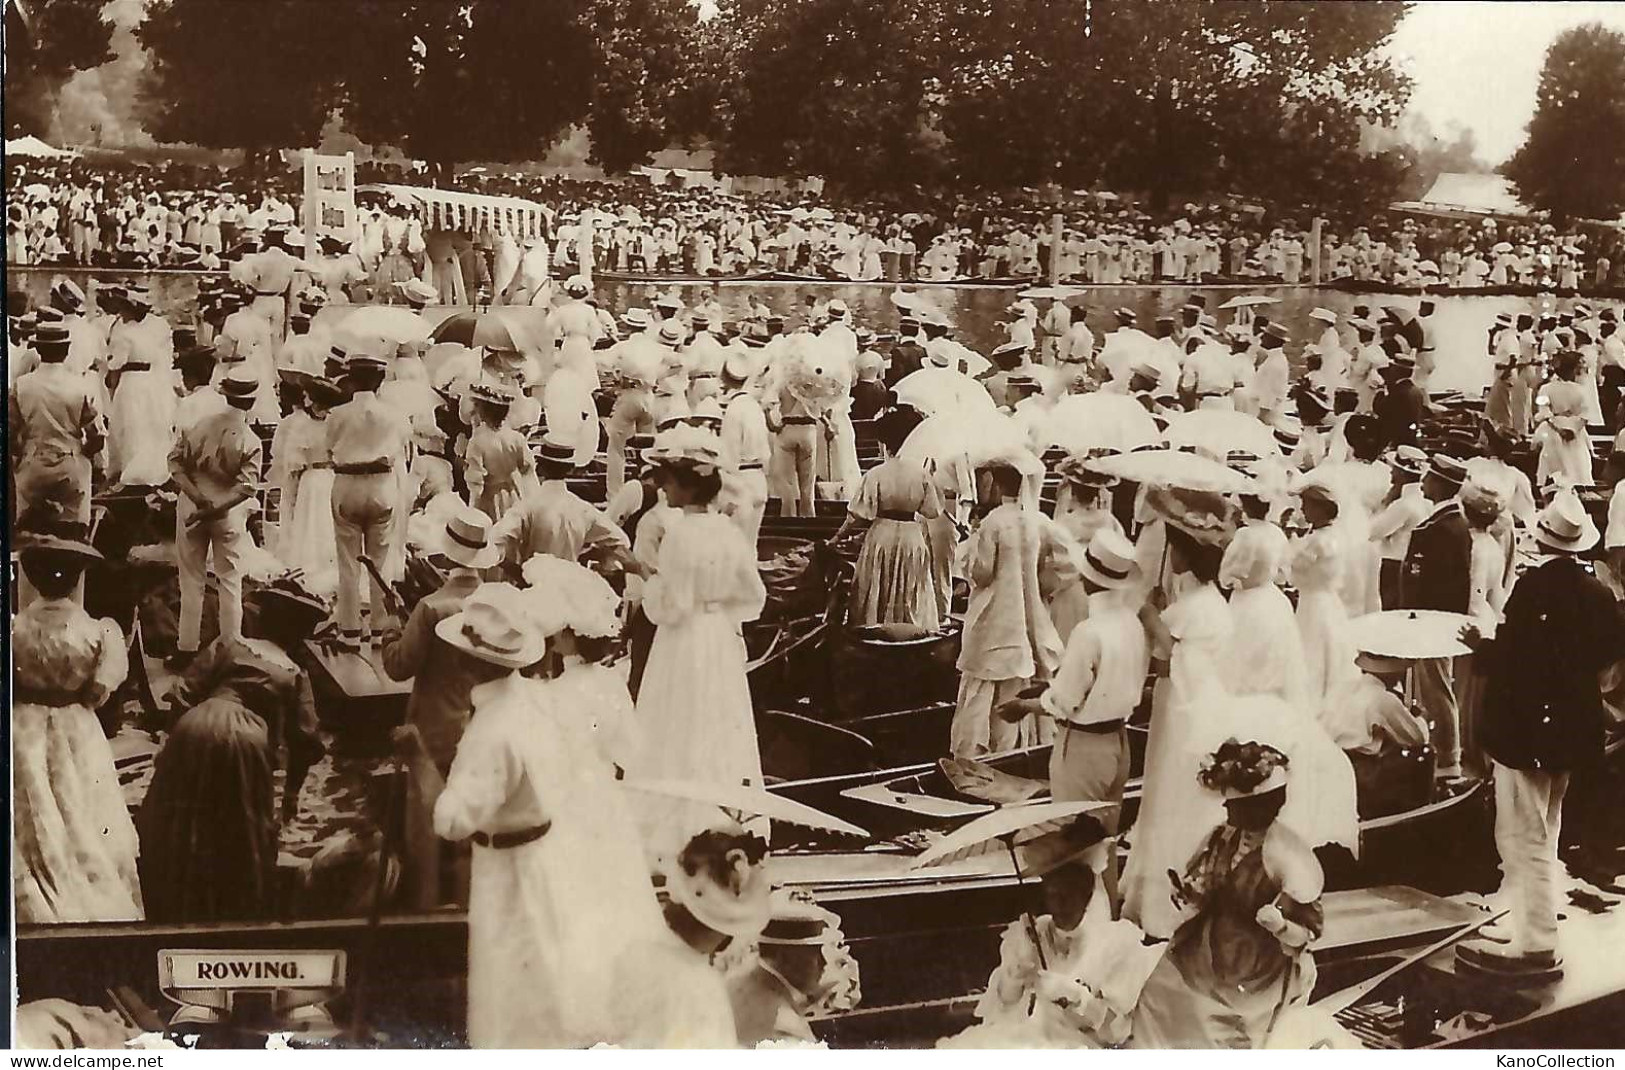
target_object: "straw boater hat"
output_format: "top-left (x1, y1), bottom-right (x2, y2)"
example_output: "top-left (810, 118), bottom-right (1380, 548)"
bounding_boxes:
top-left (1427, 453), bottom-right (1468, 492)
top-left (438, 508), bottom-right (502, 569)
top-left (645, 425), bottom-right (725, 474)
top-left (221, 366), bottom-right (260, 404)
top-left (50, 279), bottom-right (85, 311)
top-left (533, 428), bottom-right (583, 471)
top-left (658, 319), bottom-right (686, 346)
top-left (396, 279), bottom-right (438, 306)
top-left (1309, 307), bottom-right (1338, 325)
top-left (467, 381), bottom-right (516, 408)
top-left (1080, 528), bottom-right (1141, 590)
top-left (16, 523), bottom-right (102, 563)
top-left (620, 308), bottom-right (651, 332)
top-left (435, 584), bottom-right (548, 670)
top-left (1533, 490), bottom-right (1600, 554)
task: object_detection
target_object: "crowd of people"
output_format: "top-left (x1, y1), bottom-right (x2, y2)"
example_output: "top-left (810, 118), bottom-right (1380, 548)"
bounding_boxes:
top-left (9, 223), bottom-right (1625, 1047)
top-left (10, 157), bottom-right (1625, 292)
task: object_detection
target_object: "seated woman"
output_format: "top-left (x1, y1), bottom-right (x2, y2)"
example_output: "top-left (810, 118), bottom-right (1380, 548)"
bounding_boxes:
top-left (136, 578), bottom-right (328, 922)
top-left (1131, 739), bottom-right (1325, 1049)
top-left (943, 814), bottom-right (1163, 1049)
top-left (837, 405), bottom-right (941, 631)
top-left (13, 527), bottom-right (142, 924)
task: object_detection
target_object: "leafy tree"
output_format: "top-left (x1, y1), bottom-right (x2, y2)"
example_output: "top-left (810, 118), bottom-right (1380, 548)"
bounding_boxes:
top-left (136, 0), bottom-right (346, 166)
top-left (1505, 23), bottom-right (1625, 222)
top-left (581, 0), bottom-right (704, 173)
top-left (4, 0), bottom-right (116, 138)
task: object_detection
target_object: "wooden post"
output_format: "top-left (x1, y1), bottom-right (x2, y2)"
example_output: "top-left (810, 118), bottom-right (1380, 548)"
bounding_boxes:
top-left (1310, 216), bottom-right (1323, 286)
top-left (1050, 212), bottom-right (1064, 286)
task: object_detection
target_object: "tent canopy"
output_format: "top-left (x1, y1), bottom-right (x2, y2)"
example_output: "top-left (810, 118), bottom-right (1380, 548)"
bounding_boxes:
top-left (1390, 173), bottom-right (1531, 221)
top-left (357, 183), bottom-right (550, 238)
top-left (6, 135), bottom-right (79, 159)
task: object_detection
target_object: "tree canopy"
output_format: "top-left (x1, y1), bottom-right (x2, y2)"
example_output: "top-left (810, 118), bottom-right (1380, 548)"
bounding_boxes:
top-left (1504, 22), bottom-right (1625, 222)
top-left (4, 0), bottom-right (116, 138)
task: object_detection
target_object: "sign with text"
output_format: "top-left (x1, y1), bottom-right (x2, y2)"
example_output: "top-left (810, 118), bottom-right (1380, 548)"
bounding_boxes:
top-left (303, 149), bottom-right (356, 261)
top-left (159, 950), bottom-right (346, 991)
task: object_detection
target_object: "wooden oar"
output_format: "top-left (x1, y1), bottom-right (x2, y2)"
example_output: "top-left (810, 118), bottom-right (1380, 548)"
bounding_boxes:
top-left (1313, 907), bottom-right (1510, 1016)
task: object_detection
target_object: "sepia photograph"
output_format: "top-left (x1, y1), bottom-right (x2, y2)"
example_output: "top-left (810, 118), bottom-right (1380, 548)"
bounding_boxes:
top-left (5, 0), bottom-right (1625, 1053)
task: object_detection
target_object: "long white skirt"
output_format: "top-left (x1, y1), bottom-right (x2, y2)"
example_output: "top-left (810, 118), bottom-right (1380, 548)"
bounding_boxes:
top-left (634, 611), bottom-right (763, 858)
top-left (13, 702), bottom-right (144, 923)
top-left (108, 369), bottom-right (178, 486)
top-left (282, 468), bottom-right (339, 595)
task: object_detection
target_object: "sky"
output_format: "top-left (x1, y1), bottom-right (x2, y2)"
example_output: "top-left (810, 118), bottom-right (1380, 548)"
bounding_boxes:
top-left (1388, 1), bottom-right (1625, 164)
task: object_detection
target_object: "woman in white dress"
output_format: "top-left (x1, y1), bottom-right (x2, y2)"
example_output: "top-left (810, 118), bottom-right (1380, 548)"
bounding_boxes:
top-left (1535, 352), bottom-right (1596, 488)
top-left (1290, 485), bottom-right (1366, 748)
top-left (13, 532), bottom-right (142, 924)
top-left (1220, 523), bottom-right (1360, 856)
top-left (106, 292), bottom-right (178, 486)
top-left (278, 378), bottom-right (343, 594)
top-left (430, 583), bottom-right (665, 1048)
top-left (634, 428), bottom-right (768, 859)
top-left (1121, 525), bottom-right (1232, 940)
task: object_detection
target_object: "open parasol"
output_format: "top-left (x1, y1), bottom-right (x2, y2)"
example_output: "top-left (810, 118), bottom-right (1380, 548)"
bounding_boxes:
top-left (430, 308), bottom-right (541, 353)
top-left (1041, 393), bottom-right (1162, 454)
top-left (911, 799), bottom-right (1112, 871)
top-left (621, 779), bottom-right (869, 838)
top-left (1218, 295), bottom-right (1280, 311)
top-left (1162, 409), bottom-right (1283, 459)
top-left (1086, 448), bottom-right (1256, 495)
top-left (900, 409), bottom-right (1031, 472)
top-left (1346, 610), bottom-right (1473, 661)
top-left (333, 307), bottom-right (433, 351)
top-left (892, 366), bottom-right (996, 417)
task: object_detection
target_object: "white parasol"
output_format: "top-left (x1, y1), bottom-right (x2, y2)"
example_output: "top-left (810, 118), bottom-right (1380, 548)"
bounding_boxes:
top-left (621, 779), bottom-right (869, 838)
top-left (1086, 449), bottom-right (1256, 495)
top-left (22, 183), bottom-right (53, 200)
top-left (1041, 393), bottom-right (1162, 454)
top-left (1218, 295), bottom-right (1280, 311)
top-left (1162, 409), bottom-right (1283, 459)
top-left (333, 307), bottom-right (433, 351)
top-left (910, 800), bottom-right (1112, 871)
top-left (1346, 610), bottom-right (1473, 661)
top-left (892, 366), bottom-right (995, 417)
top-left (900, 409), bottom-right (1034, 472)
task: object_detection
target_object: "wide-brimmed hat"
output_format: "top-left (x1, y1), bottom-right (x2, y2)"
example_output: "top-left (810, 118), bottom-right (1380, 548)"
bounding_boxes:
top-left (1080, 528), bottom-right (1141, 590)
top-left (620, 308), bottom-right (651, 331)
top-left (439, 508), bottom-right (502, 569)
top-left (32, 323), bottom-right (71, 351)
top-left (1308, 307), bottom-right (1338, 325)
top-left (563, 275), bottom-right (591, 298)
top-left (16, 524), bottom-right (102, 562)
top-left (667, 830), bottom-right (773, 940)
top-left (532, 428), bottom-right (582, 469)
top-left (395, 279), bottom-right (438, 305)
top-left (435, 584), bottom-right (548, 670)
top-left (50, 279), bottom-right (85, 311)
top-left (123, 286), bottom-right (153, 311)
top-left (1197, 738), bottom-right (1290, 800)
top-left (517, 554), bottom-right (621, 639)
top-left (1533, 490), bottom-right (1600, 553)
top-left (467, 381), bottom-right (516, 408)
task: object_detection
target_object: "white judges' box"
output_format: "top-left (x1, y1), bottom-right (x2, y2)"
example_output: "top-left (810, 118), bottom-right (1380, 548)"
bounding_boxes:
top-left (303, 149), bottom-right (357, 263)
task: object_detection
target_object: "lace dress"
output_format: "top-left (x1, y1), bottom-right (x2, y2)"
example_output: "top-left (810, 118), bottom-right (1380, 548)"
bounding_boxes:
top-left (847, 456), bottom-right (942, 630)
top-left (633, 510), bottom-right (768, 858)
top-left (1291, 526), bottom-right (1365, 746)
top-left (13, 599), bottom-right (141, 924)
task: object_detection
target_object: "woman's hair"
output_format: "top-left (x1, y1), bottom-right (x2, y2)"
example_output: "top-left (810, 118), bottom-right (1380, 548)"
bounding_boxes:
top-left (1165, 525), bottom-right (1223, 584)
top-left (1551, 350), bottom-right (1583, 380)
top-left (678, 829), bottom-right (769, 888)
top-left (19, 549), bottom-right (86, 599)
top-left (472, 398), bottom-right (510, 427)
top-left (662, 462), bottom-right (724, 506)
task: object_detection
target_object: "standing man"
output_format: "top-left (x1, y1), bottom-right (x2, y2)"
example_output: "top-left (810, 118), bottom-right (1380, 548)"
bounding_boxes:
top-left (719, 352), bottom-right (772, 547)
top-left (1413, 297), bottom-right (1439, 396)
top-left (327, 354), bottom-right (413, 648)
top-left (234, 225), bottom-right (302, 343)
top-left (1457, 492), bottom-right (1625, 979)
top-left (10, 321), bottom-right (104, 533)
top-left (1398, 454), bottom-right (1472, 779)
top-left (167, 368), bottom-right (262, 668)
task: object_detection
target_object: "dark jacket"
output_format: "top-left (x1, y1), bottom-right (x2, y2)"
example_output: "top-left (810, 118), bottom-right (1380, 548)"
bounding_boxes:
top-left (1399, 501), bottom-right (1471, 613)
top-left (885, 341), bottom-right (926, 387)
top-left (1374, 380), bottom-right (1427, 450)
top-left (1476, 556), bottom-right (1625, 772)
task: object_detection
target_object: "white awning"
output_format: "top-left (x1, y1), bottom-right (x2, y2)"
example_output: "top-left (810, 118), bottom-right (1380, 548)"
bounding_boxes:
top-left (358, 183), bottom-right (551, 237)
top-left (6, 135), bottom-right (79, 159)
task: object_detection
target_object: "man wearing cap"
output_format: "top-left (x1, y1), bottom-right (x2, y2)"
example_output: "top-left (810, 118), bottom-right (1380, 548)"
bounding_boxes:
top-left (719, 354), bottom-right (772, 546)
top-left (1373, 350), bottom-right (1428, 453)
top-left (10, 321), bottom-right (105, 547)
top-left (216, 288), bottom-right (277, 415)
top-left (381, 508), bottom-right (507, 909)
top-left (326, 354), bottom-right (414, 646)
top-left (1249, 322), bottom-right (1292, 424)
top-left (1399, 454), bottom-right (1473, 778)
top-left (1457, 492), bottom-right (1625, 978)
top-left (500, 430), bottom-right (632, 570)
top-left (604, 312), bottom-right (664, 496)
top-left (167, 367), bottom-right (263, 664)
top-left (1040, 297), bottom-right (1073, 365)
